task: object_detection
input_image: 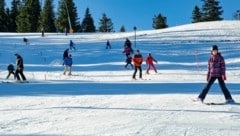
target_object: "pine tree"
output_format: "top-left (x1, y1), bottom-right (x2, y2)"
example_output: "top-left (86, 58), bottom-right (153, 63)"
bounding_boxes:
top-left (81, 8), bottom-right (96, 32)
top-left (201, 0), bottom-right (223, 21)
top-left (16, 0), bottom-right (41, 32)
top-left (9, 0), bottom-right (21, 32)
top-left (192, 6), bottom-right (202, 23)
top-left (98, 13), bottom-right (114, 32)
top-left (0, 0), bottom-right (8, 32)
top-left (152, 13), bottom-right (168, 29)
top-left (38, 0), bottom-right (56, 32)
top-left (119, 25), bottom-right (125, 32)
top-left (57, 0), bottom-right (80, 33)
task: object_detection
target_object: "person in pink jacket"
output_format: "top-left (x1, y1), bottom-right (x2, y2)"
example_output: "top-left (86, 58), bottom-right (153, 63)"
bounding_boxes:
top-left (146, 53), bottom-right (158, 74)
top-left (197, 45), bottom-right (234, 104)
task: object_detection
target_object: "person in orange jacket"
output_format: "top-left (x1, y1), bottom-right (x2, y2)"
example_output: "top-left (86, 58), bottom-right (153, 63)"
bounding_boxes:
top-left (146, 53), bottom-right (158, 74)
top-left (132, 50), bottom-right (143, 79)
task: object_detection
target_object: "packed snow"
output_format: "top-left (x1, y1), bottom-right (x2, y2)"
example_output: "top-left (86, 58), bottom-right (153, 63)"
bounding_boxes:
top-left (0, 21), bottom-right (240, 135)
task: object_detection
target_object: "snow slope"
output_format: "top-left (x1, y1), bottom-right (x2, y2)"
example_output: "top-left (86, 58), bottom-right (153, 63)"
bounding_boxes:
top-left (0, 21), bottom-right (240, 135)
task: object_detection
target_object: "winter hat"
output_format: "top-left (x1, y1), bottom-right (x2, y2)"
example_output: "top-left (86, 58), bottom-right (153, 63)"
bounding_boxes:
top-left (211, 45), bottom-right (218, 51)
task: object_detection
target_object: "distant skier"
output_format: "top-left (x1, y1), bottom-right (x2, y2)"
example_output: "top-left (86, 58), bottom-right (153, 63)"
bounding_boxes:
top-left (15, 53), bottom-right (27, 81)
top-left (64, 27), bottom-right (68, 36)
top-left (196, 45), bottom-right (235, 104)
top-left (106, 40), bottom-right (111, 49)
top-left (41, 28), bottom-right (45, 37)
top-left (125, 55), bottom-right (133, 69)
top-left (146, 53), bottom-right (158, 74)
top-left (6, 64), bottom-right (15, 79)
top-left (69, 40), bottom-right (76, 50)
top-left (132, 50), bottom-right (143, 79)
top-left (63, 54), bottom-right (73, 75)
top-left (23, 37), bottom-right (28, 45)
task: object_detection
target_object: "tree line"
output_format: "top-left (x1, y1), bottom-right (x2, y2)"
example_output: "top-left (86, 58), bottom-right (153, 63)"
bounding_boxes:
top-left (0, 0), bottom-right (239, 33)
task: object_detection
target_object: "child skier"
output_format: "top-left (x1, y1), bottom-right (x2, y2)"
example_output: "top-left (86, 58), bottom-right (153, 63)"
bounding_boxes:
top-left (6, 64), bottom-right (15, 79)
top-left (125, 55), bottom-right (133, 69)
top-left (196, 45), bottom-right (235, 104)
top-left (146, 53), bottom-right (158, 74)
top-left (63, 54), bottom-right (73, 75)
top-left (69, 40), bottom-right (76, 50)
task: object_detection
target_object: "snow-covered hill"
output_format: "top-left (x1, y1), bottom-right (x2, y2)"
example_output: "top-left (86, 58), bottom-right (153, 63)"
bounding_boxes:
top-left (0, 21), bottom-right (240, 135)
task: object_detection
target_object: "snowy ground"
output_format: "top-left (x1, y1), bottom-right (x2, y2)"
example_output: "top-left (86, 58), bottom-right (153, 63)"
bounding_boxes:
top-left (0, 21), bottom-right (240, 135)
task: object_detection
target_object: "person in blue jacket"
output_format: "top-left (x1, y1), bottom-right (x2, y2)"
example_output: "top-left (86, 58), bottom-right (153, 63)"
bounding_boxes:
top-left (69, 40), bottom-right (76, 50)
top-left (63, 54), bottom-right (73, 75)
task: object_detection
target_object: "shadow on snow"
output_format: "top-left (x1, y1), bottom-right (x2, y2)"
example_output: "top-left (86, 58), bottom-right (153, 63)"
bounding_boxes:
top-left (0, 82), bottom-right (239, 96)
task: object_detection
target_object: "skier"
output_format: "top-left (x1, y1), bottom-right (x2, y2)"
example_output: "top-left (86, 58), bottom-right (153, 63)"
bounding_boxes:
top-left (106, 40), bottom-right (111, 49)
top-left (124, 38), bottom-right (132, 49)
top-left (69, 40), bottom-right (76, 50)
top-left (63, 49), bottom-right (69, 60)
top-left (63, 54), bottom-right (73, 75)
top-left (125, 55), bottom-right (133, 69)
top-left (23, 37), bottom-right (28, 45)
top-left (123, 45), bottom-right (131, 58)
top-left (146, 53), bottom-right (158, 74)
top-left (132, 50), bottom-right (143, 79)
top-left (196, 45), bottom-right (235, 104)
top-left (124, 38), bottom-right (133, 54)
top-left (6, 64), bottom-right (15, 79)
top-left (15, 53), bottom-right (27, 81)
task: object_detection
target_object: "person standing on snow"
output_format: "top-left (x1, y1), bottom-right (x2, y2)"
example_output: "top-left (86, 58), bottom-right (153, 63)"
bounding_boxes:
top-left (124, 38), bottom-right (133, 54)
top-left (15, 53), bottom-right (27, 81)
top-left (63, 54), bottom-right (73, 75)
top-left (123, 46), bottom-right (131, 57)
top-left (196, 45), bottom-right (235, 104)
top-left (146, 53), bottom-right (158, 74)
top-left (106, 40), bottom-right (111, 49)
top-left (132, 50), bottom-right (143, 79)
top-left (69, 40), bottom-right (76, 50)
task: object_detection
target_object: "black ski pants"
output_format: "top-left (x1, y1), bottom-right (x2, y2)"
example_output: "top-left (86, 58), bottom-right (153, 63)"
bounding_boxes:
top-left (15, 68), bottom-right (26, 81)
top-left (198, 77), bottom-right (233, 100)
top-left (133, 66), bottom-right (142, 79)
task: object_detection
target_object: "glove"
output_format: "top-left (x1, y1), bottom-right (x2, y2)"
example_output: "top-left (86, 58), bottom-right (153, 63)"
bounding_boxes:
top-left (222, 75), bottom-right (226, 80)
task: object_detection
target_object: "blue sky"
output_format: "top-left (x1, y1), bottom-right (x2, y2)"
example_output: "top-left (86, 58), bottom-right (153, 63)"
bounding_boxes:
top-left (6, 0), bottom-right (240, 31)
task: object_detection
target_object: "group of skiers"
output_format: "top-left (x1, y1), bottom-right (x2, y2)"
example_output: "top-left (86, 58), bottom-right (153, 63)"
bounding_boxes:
top-left (122, 39), bottom-right (234, 104)
top-left (5, 37), bottom-right (235, 104)
top-left (122, 38), bottom-right (158, 79)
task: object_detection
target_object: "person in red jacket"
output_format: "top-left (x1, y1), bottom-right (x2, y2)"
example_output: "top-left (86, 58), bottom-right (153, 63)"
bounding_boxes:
top-left (197, 45), bottom-right (234, 104)
top-left (132, 50), bottom-right (143, 79)
top-left (146, 53), bottom-right (158, 74)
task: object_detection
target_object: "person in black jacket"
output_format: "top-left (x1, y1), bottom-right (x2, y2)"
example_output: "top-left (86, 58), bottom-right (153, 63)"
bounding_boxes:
top-left (6, 64), bottom-right (15, 79)
top-left (15, 54), bottom-right (27, 81)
